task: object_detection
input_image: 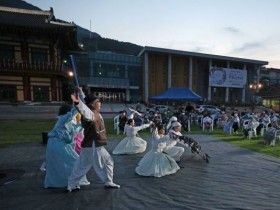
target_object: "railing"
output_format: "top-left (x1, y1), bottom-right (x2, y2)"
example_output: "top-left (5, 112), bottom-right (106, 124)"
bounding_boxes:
top-left (0, 59), bottom-right (65, 75)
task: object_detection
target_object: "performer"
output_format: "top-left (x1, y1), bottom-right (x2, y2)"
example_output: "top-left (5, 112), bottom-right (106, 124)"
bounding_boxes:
top-left (113, 119), bottom-right (152, 155)
top-left (165, 116), bottom-right (178, 134)
top-left (44, 102), bottom-right (89, 188)
top-left (135, 124), bottom-right (180, 177)
top-left (67, 94), bottom-right (120, 192)
top-left (127, 107), bottom-right (142, 120)
top-left (163, 121), bottom-right (185, 162)
top-left (72, 112), bottom-right (83, 155)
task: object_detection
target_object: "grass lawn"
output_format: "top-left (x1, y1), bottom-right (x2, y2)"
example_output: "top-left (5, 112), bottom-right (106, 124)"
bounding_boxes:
top-left (1, 119), bottom-right (280, 159)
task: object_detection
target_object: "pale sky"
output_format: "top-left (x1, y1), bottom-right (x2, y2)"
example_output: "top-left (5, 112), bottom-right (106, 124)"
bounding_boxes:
top-left (24, 0), bottom-right (280, 68)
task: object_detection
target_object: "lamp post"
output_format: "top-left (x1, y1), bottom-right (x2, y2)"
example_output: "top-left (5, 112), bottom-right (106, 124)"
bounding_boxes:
top-left (249, 82), bottom-right (263, 105)
top-left (68, 71), bottom-right (74, 78)
top-left (249, 83), bottom-right (262, 92)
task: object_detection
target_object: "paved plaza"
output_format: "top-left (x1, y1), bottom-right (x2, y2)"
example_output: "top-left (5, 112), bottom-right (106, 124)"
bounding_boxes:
top-left (1, 133), bottom-right (280, 209)
top-left (0, 103), bottom-right (279, 209)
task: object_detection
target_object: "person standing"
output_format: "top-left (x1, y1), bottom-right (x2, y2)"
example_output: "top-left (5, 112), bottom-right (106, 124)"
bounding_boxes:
top-left (232, 113), bottom-right (240, 133)
top-left (113, 119), bottom-right (152, 155)
top-left (44, 104), bottom-right (89, 188)
top-left (185, 102), bottom-right (194, 116)
top-left (67, 94), bottom-right (120, 192)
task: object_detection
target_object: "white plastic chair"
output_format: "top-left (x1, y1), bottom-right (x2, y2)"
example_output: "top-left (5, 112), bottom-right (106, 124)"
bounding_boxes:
top-left (202, 117), bottom-right (213, 131)
top-left (247, 122), bottom-right (259, 139)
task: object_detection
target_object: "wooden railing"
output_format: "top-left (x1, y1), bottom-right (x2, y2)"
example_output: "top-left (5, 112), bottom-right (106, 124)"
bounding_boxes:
top-left (0, 59), bottom-right (66, 75)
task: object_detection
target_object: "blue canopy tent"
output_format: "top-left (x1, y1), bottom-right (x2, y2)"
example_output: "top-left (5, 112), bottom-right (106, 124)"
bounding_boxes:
top-left (149, 87), bottom-right (203, 102)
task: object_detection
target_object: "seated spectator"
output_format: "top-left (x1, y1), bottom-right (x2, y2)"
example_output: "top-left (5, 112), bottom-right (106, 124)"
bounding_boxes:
top-left (217, 111), bottom-right (228, 128)
top-left (264, 122), bottom-right (280, 146)
top-left (223, 117), bottom-right (233, 134)
top-left (241, 118), bottom-right (259, 139)
top-left (256, 114), bottom-right (271, 135)
top-left (202, 114), bottom-right (213, 131)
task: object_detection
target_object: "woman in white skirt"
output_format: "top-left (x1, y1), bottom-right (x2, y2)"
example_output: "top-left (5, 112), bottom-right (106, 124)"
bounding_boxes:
top-left (163, 121), bottom-right (185, 162)
top-left (135, 124), bottom-right (180, 177)
top-left (113, 119), bottom-right (152, 155)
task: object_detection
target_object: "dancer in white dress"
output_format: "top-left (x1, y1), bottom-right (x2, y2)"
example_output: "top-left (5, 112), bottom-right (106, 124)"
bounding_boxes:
top-left (135, 124), bottom-right (180, 177)
top-left (113, 119), bottom-right (152, 155)
top-left (163, 121), bottom-right (185, 162)
top-left (166, 116), bottom-right (178, 133)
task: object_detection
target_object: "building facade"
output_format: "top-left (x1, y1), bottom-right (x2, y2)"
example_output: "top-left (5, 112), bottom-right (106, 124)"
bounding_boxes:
top-left (0, 6), bottom-right (79, 103)
top-left (256, 68), bottom-right (280, 111)
top-left (72, 51), bottom-right (142, 103)
top-left (139, 46), bottom-right (269, 104)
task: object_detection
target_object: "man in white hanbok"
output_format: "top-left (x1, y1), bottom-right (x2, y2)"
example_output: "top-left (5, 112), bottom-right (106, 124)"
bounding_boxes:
top-left (67, 94), bottom-right (120, 192)
top-left (113, 119), bottom-right (152, 155)
top-left (135, 124), bottom-right (180, 177)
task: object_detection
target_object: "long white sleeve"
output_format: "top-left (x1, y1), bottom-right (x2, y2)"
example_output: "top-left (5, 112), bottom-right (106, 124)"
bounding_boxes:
top-left (125, 123), bottom-right (150, 137)
top-left (75, 100), bottom-right (94, 121)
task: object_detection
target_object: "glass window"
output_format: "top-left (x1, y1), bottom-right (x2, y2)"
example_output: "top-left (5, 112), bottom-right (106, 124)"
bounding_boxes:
top-left (33, 86), bottom-right (49, 102)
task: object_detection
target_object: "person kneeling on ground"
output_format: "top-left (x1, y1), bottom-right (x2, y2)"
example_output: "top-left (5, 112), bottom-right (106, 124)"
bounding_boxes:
top-left (163, 121), bottom-right (185, 162)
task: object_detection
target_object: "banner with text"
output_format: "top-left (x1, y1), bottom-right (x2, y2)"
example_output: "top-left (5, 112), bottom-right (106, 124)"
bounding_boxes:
top-left (209, 67), bottom-right (247, 88)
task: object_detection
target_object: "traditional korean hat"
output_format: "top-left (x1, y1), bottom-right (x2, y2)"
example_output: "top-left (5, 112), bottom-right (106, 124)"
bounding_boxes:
top-left (84, 94), bottom-right (100, 107)
top-left (171, 121), bottom-right (181, 128)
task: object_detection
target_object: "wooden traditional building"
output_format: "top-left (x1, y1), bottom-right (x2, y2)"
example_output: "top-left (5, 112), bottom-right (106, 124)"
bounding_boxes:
top-left (0, 5), bottom-right (79, 103)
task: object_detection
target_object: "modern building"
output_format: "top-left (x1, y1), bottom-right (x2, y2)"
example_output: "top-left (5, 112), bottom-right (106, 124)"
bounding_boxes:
top-left (139, 46), bottom-right (269, 104)
top-left (72, 51), bottom-right (142, 103)
top-left (257, 68), bottom-right (280, 111)
top-left (0, 5), bottom-right (79, 103)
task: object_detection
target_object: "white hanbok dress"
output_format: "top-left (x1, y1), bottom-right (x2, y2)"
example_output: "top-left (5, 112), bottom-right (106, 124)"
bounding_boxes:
top-left (162, 130), bottom-right (185, 162)
top-left (112, 123), bottom-right (150, 155)
top-left (135, 128), bottom-right (180, 177)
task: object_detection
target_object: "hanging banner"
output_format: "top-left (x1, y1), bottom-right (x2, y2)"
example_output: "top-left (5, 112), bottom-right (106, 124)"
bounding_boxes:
top-left (209, 67), bottom-right (247, 88)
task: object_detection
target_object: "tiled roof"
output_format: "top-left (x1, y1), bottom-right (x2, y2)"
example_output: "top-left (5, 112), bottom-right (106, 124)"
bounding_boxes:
top-left (0, 6), bottom-right (76, 31)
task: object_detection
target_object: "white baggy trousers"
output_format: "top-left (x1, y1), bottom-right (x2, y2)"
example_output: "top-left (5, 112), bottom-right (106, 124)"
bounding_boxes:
top-left (68, 144), bottom-right (114, 188)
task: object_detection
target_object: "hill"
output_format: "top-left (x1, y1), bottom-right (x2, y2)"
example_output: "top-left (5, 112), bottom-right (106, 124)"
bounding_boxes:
top-left (1, 0), bottom-right (143, 56)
